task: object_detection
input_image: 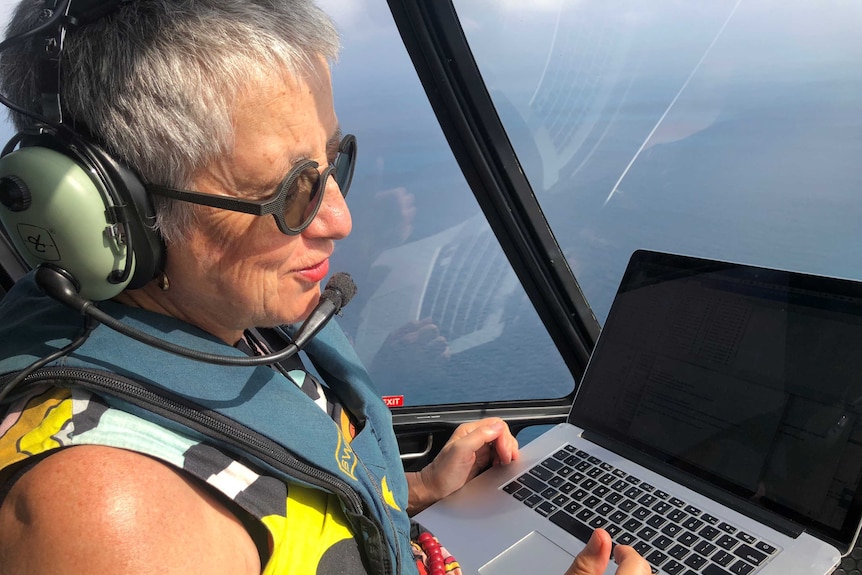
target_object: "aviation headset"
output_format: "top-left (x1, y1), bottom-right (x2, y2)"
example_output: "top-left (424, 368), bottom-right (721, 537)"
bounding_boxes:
top-left (0, 0), bottom-right (164, 302)
top-left (0, 0), bottom-right (357, 397)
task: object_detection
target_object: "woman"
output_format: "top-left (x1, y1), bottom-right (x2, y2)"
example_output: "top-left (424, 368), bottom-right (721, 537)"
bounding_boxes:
top-left (0, 1), bottom-right (647, 574)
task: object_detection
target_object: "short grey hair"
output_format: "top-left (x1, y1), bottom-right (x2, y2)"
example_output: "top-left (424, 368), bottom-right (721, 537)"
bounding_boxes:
top-left (0, 0), bottom-right (340, 243)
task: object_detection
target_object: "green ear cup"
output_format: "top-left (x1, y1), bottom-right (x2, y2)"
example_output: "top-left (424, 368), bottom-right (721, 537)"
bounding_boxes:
top-left (0, 146), bottom-right (135, 301)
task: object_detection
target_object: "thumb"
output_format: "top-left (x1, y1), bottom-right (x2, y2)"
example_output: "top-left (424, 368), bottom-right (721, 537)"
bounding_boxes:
top-left (566, 530), bottom-right (611, 575)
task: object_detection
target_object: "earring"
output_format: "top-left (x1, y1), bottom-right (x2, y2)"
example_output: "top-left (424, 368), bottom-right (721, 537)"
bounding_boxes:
top-left (157, 272), bottom-right (170, 291)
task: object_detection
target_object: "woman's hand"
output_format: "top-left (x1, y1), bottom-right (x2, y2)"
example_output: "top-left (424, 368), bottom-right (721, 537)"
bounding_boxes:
top-left (567, 529), bottom-right (651, 575)
top-left (406, 417), bottom-right (519, 515)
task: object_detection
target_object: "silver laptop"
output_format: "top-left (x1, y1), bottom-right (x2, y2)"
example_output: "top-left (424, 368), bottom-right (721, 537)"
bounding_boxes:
top-left (416, 249), bottom-right (862, 575)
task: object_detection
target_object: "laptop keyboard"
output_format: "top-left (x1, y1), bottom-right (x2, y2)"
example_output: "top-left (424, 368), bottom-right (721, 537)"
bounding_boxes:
top-left (502, 444), bottom-right (781, 575)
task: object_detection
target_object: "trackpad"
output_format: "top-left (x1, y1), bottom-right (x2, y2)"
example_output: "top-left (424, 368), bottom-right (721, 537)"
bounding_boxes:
top-left (479, 531), bottom-right (575, 575)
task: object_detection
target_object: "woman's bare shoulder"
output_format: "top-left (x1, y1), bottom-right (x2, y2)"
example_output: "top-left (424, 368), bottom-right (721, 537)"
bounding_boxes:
top-left (0, 445), bottom-right (261, 575)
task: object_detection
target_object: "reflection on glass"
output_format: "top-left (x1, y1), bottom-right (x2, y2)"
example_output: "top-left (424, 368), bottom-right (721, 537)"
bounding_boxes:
top-left (455, 0), bottom-right (862, 322)
top-left (320, 0), bottom-right (573, 405)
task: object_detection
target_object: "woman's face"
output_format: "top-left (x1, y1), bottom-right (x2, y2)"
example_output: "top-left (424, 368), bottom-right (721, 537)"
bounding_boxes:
top-left (159, 58), bottom-right (353, 344)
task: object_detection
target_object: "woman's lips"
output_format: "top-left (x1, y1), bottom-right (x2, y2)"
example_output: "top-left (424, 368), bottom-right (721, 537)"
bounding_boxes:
top-left (298, 258), bottom-right (329, 283)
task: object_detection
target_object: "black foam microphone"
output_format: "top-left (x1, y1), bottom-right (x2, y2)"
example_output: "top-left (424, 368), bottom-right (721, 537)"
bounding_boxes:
top-left (291, 272), bottom-right (357, 349)
top-left (34, 264), bottom-right (357, 366)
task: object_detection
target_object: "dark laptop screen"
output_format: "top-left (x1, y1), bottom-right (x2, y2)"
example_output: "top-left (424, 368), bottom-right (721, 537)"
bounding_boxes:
top-left (570, 250), bottom-right (862, 547)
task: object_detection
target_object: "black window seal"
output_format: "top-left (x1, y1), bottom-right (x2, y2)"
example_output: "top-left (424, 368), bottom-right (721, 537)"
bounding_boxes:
top-left (386, 0), bottom-right (600, 382)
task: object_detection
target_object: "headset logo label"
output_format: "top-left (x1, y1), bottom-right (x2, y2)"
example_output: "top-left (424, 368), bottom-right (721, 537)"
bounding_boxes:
top-left (17, 224), bottom-right (60, 261)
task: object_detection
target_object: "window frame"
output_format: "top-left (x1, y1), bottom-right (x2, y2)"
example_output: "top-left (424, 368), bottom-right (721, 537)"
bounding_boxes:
top-left (384, 0), bottom-right (601, 461)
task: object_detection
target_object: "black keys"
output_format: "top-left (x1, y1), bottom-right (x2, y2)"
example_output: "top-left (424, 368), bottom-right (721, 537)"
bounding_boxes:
top-left (733, 543), bottom-right (767, 565)
top-left (593, 485), bottom-right (611, 498)
top-left (530, 465), bottom-right (554, 481)
top-left (645, 550), bottom-right (668, 567)
top-left (606, 492), bottom-right (624, 505)
top-left (512, 487), bottom-right (532, 501)
top-left (636, 526), bottom-right (658, 541)
top-left (508, 448), bottom-right (780, 575)
top-left (541, 487), bottom-right (558, 500)
top-left (728, 560), bottom-right (755, 575)
top-left (718, 521), bottom-right (737, 534)
top-left (536, 501), bottom-right (557, 516)
top-left (683, 553), bottom-right (707, 570)
top-left (638, 493), bottom-right (658, 506)
top-left (682, 517), bottom-right (704, 532)
top-left (633, 541), bottom-right (652, 556)
top-left (502, 481), bottom-right (520, 494)
top-left (617, 532), bottom-right (637, 546)
top-left (624, 486), bottom-right (644, 499)
top-left (652, 535), bottom-right (674, 551)
top-left (712, 550), bottom-right (734, 566)
top-left (549, 475), bottom-right (565, 488)
top-left (524, 494), bottom-right (543, 508)
top-left (667, 509), bottom-right (688, 523)
top-left (576, 509), bottom-right (594, 523)
top-left (716, 534), bottom-right (738, 551)
top-left (599, 473), bottom-right (616, 486)
top-left (549, 511), bottom-right (592, 542)
top-left (653, 501), bottom-right (673, 515)
top-left (609, 510), bottom-right (627, 524)
top-left (520, 473), bottom-right (548, 493)
top-left (552, 448), bottom-right (571, 461)
top-left (581, 478), bottom-right (598, 491)
top-left (677, 531), bottom-right (699, 547)
top-left (694, 540), bottom-right (717, 557)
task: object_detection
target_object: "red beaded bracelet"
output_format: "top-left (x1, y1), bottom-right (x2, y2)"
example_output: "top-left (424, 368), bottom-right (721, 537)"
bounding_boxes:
top-left (418, 532), bottom-right (446, 575)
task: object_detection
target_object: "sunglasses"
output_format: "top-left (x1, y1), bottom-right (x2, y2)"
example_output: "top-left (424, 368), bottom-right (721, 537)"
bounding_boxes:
top-left (147, 134), bottom-right (356, 235)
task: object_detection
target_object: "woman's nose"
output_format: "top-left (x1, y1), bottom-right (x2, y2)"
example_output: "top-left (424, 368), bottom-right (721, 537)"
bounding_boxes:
top-left (304, 172), bottom-right (352, 239)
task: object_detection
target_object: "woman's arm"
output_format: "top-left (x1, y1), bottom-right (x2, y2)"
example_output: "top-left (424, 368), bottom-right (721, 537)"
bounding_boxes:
top-left (0, 445), bottom-right (260, 575)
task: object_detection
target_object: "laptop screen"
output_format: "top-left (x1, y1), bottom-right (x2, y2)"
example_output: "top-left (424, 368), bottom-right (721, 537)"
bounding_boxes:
top-left (570, 250), bottom-right (862, 548)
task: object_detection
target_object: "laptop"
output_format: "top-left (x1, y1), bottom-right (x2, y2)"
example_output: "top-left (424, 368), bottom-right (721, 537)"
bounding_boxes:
top-left (416, 249), bottom-right (862, 575)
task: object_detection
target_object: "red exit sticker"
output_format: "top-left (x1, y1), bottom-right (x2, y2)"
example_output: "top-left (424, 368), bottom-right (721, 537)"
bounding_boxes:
top-left (382, 395), bottom-right (404, 408)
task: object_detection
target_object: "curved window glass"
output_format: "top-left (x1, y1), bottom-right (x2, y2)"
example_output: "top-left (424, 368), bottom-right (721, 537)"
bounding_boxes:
top-left (455, 0), bottom-right (862, 322)
top-left (317, 0), bottom-right (575, 405)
